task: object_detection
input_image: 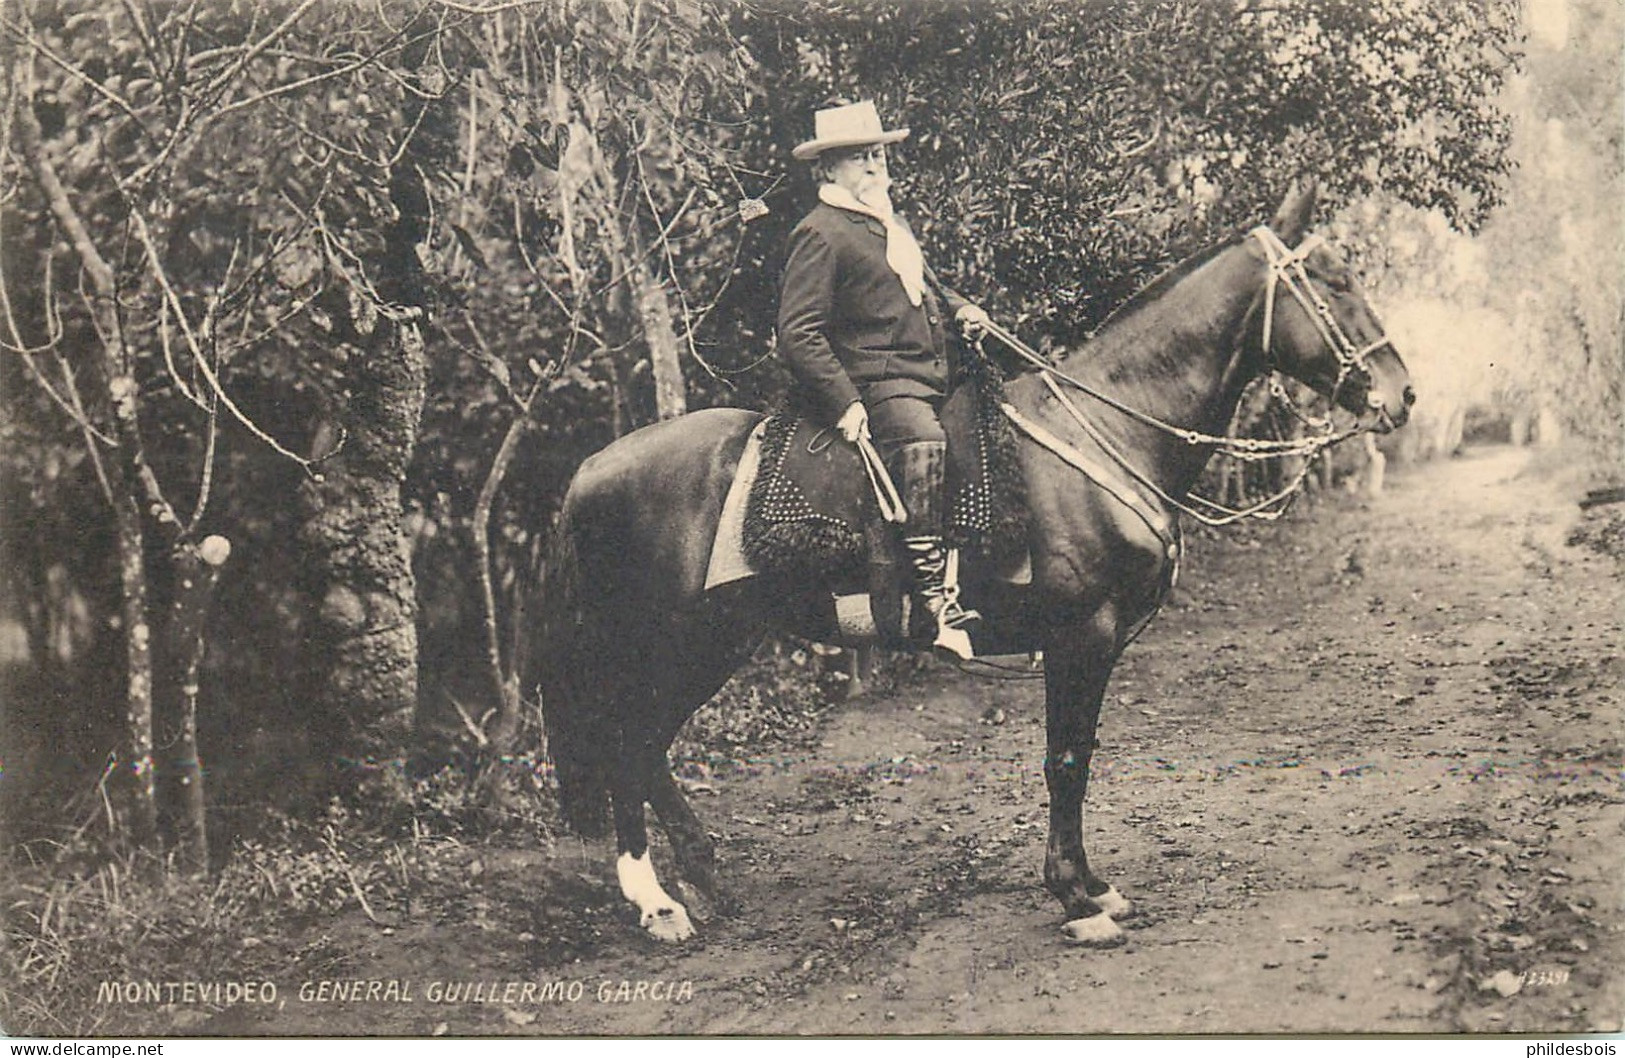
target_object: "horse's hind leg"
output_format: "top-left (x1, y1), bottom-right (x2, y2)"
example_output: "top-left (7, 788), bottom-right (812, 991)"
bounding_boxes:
top-left (1044, 619), bottom-right (1134, 947)
top-left (612, 756), bottom-right (695, 942)
top-left (648, 769), bottom-right (729, 914)
top-left (638, 599), bottom-right (765, 923)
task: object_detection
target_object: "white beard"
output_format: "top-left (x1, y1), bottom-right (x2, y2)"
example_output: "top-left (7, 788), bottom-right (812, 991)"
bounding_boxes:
top-left (854, 176), bottom-right (894, 217)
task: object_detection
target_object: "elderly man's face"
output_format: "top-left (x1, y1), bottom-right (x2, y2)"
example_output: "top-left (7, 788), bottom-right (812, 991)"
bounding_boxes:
top-left (821, 144), bottom-right (890, 203)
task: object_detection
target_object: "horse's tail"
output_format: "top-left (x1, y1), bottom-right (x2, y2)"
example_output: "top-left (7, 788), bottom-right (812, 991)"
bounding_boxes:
top-left (537, 491), bottom-right (612, 837)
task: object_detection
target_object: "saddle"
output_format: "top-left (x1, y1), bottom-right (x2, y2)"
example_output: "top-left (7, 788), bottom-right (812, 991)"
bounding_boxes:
top-left (709, 361), bottom-right (1029, 648)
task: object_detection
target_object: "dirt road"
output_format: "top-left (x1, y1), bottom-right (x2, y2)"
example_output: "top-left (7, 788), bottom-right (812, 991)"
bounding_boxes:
top-left (204, 444), bottom-right (1623, 1037)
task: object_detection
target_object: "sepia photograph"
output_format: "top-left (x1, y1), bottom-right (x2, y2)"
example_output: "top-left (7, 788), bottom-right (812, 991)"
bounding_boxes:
top-left (0, 0), bottom-right (1619, 1042)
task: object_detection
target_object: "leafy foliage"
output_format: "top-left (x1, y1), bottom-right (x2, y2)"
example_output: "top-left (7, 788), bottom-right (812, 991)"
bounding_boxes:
top-left (729, 0), bottom-right (1518, 342)
top-left (1, 0), bottom-right (1529, 844)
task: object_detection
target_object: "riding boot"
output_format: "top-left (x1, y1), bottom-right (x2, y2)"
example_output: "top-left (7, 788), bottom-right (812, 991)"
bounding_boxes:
top-left (895, 442), bottom-right (980, 660)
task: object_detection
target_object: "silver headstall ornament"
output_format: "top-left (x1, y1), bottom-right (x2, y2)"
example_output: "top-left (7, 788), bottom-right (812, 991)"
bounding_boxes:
top-left (1249, 225), bottom-right (1396, 402)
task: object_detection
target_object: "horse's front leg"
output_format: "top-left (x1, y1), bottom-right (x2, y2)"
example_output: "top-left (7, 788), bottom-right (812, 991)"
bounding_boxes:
top-left (612, 747), bottom-right (695, 943)
top-left (1043, 620), bottom-right (1133, 946)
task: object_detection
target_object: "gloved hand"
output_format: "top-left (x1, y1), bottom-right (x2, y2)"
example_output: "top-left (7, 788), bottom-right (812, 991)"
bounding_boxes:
top-left (956, 303), bottom-right (992, 341)
top-left (836, 401), bottom-right (870, 444)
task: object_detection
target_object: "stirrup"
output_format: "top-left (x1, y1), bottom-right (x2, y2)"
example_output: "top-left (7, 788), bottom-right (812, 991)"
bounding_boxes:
top-left (931, 586), bottom-right (980, 628)
top-left (924, 584), bottom-right (979, 660)
top-left (933, 622), bottom-right (975, 661)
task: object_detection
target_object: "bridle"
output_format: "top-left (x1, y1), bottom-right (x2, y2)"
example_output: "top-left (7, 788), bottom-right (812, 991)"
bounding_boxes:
top-left (987, 225), bottom-right (1397, 527)
top-left (1250, 226), bottom-right (1398, 429)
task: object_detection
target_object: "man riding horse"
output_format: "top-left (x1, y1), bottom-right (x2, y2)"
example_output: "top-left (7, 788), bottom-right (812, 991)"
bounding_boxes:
top-left (777, 100), bottom-right (995, 659)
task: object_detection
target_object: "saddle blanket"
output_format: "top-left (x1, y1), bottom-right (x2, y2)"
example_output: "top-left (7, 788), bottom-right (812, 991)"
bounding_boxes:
top-left (705, 420), bottom-right (767, 591)
top-left (704, 419), bottom-right (1032, 599)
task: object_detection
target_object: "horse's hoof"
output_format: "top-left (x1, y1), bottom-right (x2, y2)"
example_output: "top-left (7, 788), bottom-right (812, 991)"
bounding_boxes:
top-left (1062, 912), bottom-right (1124, 947)
top-left (642, 904), bottom-right (695, 943)
top-left (1094, 885), bottom-right (1136, 920)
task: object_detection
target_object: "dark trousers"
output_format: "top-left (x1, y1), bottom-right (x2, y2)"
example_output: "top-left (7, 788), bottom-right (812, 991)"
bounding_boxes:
top-left (868, 394), bottom-right (946, 461)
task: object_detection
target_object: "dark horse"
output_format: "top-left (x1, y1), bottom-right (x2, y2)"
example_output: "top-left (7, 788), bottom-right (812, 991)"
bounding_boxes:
top-left (537, 185), bottom-right (1414, 945)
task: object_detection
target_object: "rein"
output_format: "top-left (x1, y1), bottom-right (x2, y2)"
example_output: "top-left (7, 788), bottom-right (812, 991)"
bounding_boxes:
top-left (985, 226), bottom-right (1388, 526)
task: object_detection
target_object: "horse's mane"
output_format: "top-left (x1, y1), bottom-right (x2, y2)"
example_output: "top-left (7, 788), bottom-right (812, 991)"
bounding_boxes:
top-left (1091, 233), bottom-right (1246, 336)
top-left (1058, 231), bottom-right (1253, 388)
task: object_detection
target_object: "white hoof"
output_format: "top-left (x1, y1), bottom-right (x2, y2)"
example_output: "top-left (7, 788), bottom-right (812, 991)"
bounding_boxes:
top-left (1062, 912), bottom-right (1124, 947)
top-left (618, 851), bottom-right (696, 943)
top-left (1093, 885), bottom-right (1135, 920)
top-left (642, 903), bottom-right (695, 943)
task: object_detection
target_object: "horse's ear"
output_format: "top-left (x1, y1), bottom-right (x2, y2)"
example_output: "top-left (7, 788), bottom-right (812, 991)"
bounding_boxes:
top-left (1270, 180), bottom-right (1319, 243)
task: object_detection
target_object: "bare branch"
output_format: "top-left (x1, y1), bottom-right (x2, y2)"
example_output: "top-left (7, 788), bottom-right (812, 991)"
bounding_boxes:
top-left (427, 0), bottom-right (555, 14)
top-left (458, 309), bottom-right (519, 404)
top-left (66, 259), bottom-right (185, 533)
top-left (674, 230), bottom-right (756, 370)
top-left (203, 21), bottom-right (438, 128)
top-left (384, 82), bottom-right (435, 167)
top-left (0, 174), bottom-right (111, 441)
top-left (15, 77), bottom-right (119, 299)
top-left (126, 208), bottom-right (206, 362)
top-left (192, 0), bottom-right (324, 114)
top-left (185, 392), bottom-right (219, 535)
top-left (448, 694), bottom-right (492, 748)
top-left (209, 208), bottom-right (317, 315)
top-left (115, 0), bottom-right (161, 74)
top-left (19, 350), bottom-right (116, 446)
top-left (634, 152), bottom-right (720, 384)
top-left (0, 210), bottom-right (66, 355)
top-left (120, 8), bottom-right (437, 191)
top-left (461, 308), bottom-right (548, 753)
top-left (0, 16), bottom-right (155, 141)
top-left (127, 207), bottom-right (321, 471)
top-left (314, 218), bottom-right (393, 312)
top-left (158, 299), bottom-right (207, 409)
top-left (212, 287), bottom-right (321, 364)
top-left (196, 234), bottom-right (244, 357)
top-left (64, 359), bottom-right (119, 510)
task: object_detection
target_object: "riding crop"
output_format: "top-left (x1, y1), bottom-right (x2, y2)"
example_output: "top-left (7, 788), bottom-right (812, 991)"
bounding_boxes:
top-left (855, 433), bottom-right (908, 524)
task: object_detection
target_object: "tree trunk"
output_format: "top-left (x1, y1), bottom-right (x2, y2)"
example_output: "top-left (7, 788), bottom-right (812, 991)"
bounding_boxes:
top-left (16, 89), bottom-right (158, 852)
top-left (1535, 405), bottom-right (1563, 447)
top-left (113, 495), bottom-right (157, 851)
top-left (159, 537), bottom-right (229, 875)
top-left (1362, 433), bottom-right (1387, 497)
top-left (632, 258), bottom-right (687, 421)
top-left (472, 410), bottom-right (529, 753)
top-left (1510, 412), bottom-right (1532, 446)
top-left (595, 195), bottom-right (687, 428)
top-left (297, 117), bottom-right (433, 797)
top-left (299, 316), bottom-right (427, 797)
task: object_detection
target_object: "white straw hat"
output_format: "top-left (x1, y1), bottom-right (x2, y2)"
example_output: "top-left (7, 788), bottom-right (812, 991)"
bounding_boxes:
top-left (792, 100), bottom-right (910, 161)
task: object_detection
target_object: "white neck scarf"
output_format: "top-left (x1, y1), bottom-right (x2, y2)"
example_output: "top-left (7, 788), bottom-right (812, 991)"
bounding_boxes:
top-left (818, 183), bottom-right (926, 307)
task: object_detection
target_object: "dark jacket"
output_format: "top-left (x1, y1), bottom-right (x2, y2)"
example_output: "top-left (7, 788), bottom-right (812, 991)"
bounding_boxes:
top-left (777, 202), bottom-right (968, 424)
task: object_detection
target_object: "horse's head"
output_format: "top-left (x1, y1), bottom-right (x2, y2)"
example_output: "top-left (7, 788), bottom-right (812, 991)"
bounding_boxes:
top-left (1250, 184), bottom-right (1415, 432)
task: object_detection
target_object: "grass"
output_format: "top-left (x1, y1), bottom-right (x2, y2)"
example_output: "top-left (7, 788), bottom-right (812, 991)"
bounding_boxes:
top-left (1, 844), bottom-right (282, 1036)
top-left (0, 639), bottom-right (917, 1037)
top-left (0, 760), bottom-right (554, 1038)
